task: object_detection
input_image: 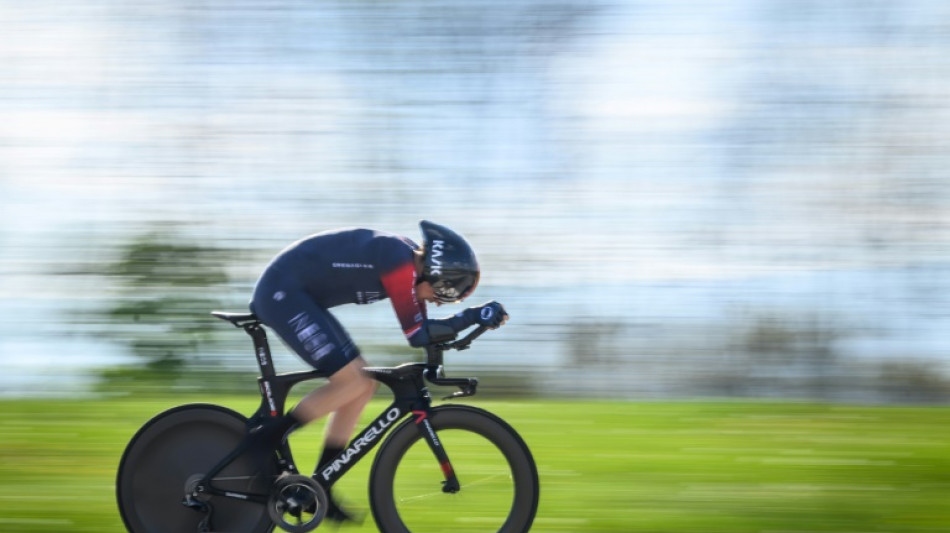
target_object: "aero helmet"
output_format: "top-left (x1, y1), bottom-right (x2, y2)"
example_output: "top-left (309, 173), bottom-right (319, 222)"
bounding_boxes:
top-left (419, 220), bottom-right (480, 303)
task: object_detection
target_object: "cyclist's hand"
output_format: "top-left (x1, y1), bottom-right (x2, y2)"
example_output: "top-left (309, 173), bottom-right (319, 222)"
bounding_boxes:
top-left (473, 301), bottom-right (508, 329)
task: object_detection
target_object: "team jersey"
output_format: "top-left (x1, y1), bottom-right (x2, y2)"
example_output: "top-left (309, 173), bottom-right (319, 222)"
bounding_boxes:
top-left (263, 228), bottom-right (430, 345)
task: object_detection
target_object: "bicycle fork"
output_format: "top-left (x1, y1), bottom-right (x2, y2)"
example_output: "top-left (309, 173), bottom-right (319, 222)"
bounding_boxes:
top-left (412, 409), bottom-right (461, 493)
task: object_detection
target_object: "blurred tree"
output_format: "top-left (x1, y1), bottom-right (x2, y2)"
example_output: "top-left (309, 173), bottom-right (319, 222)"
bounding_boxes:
top-left (566, 320), bottom-right (625, 367)
top-left (95, 225), bottom-right (234, 390)
top-left (877, 359), bottom-right (950, 404)
top-left (697, 312), bottom-right (844, 399)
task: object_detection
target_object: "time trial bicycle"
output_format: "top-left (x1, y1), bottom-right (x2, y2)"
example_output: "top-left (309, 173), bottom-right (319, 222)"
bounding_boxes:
top-left (116, 311), bottom-right (539, 532)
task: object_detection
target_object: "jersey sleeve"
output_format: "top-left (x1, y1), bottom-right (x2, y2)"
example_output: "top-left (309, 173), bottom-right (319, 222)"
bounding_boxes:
top-left (379, 255), bottom-right (429, 346)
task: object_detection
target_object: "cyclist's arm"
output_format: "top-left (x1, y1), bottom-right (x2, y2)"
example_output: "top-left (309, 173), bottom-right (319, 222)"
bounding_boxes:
top-left (379, 260), bottom-right (429, 345)
top-left (380, 261), bottom-right (486, 347)
top-left (427, 302), bottom-right (508, 341)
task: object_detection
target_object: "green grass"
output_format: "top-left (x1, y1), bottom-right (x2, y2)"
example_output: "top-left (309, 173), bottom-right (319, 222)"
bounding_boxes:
top-left (1, 397), bottom-right (948, 532)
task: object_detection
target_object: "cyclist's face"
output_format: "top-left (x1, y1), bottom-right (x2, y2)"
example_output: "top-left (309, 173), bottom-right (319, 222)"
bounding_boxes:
top-left (415, 281), bottom-right (443, 306)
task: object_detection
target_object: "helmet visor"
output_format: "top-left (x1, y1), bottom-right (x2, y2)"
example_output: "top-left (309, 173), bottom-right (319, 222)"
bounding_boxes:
top-left (431, 271), bottom-right (480, 303)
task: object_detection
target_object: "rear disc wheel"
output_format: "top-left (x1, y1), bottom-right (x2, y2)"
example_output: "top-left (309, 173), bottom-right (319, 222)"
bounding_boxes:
top-left (116, 404), bottom-right (278, 533)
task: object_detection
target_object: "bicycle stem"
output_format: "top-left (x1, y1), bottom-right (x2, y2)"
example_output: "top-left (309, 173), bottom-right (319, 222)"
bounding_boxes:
top-left (423, 326), bottom-right (487, 399)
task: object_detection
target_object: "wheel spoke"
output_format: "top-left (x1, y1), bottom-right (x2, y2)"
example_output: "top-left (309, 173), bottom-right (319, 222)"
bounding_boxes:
top-left (396, 472), bottom-right (511, 503)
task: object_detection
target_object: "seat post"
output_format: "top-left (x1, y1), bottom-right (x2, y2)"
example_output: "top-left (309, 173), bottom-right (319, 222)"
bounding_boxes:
top-left (245, 323), bottom-right (277, 378)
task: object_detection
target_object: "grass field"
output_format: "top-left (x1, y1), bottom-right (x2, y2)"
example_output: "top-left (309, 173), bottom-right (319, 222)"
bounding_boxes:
top-left (1, 396), bottom-right (948, 532)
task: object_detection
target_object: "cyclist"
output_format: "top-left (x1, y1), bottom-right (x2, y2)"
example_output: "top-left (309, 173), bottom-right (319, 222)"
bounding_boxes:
top-left (245, 220), bottom-right (508, 522)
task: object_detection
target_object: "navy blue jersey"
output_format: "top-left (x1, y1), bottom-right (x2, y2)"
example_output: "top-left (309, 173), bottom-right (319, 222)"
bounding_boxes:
top-left (260, 228), bottom-right (429, 343)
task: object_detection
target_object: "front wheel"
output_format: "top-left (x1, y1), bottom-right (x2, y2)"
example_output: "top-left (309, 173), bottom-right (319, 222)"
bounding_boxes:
top-left (369, 405), bottom-right (539, 533)
top-left (116, 404), bottom-right (278, 533)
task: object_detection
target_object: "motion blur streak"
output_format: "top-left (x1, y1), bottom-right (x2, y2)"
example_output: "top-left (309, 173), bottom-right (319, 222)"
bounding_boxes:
top-left (1, 1), bottom-right (949, 401)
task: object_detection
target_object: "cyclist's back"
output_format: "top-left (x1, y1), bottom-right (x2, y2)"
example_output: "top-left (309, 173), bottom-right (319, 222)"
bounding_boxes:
top-left (263, 228), bottom-right (419, 308)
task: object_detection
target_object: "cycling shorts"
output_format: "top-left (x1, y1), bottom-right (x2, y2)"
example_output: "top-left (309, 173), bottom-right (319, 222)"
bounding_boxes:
top-left (250, 267), bottom-right (360, 375)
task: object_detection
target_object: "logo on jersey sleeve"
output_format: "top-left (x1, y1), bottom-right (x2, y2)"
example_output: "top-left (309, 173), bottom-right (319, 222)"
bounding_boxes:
top-left (332, 262), bottom-right (375, 269)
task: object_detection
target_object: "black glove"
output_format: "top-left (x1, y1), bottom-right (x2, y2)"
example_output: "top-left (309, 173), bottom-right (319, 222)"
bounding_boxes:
top-left (426, 302), bottom-right (509, 345)
top-left (471, 301), bottom-right (508, 329)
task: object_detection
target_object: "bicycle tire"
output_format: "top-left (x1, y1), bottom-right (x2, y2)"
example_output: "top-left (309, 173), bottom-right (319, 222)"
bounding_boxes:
top-left (116, 404), bottom-right (277, 533)
top-left (369, 405), bottom-right (539, 533)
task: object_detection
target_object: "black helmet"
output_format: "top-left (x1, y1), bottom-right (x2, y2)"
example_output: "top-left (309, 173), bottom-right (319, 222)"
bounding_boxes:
top-left (419, 220), bottom-right (480, 303)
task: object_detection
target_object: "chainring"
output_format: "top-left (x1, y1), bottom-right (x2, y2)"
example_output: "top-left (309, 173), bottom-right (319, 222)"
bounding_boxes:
top-left (266, 474), bottom-right (328, 533)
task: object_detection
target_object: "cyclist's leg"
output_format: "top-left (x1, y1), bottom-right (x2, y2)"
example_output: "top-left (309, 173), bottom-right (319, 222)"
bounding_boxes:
top-left (295, 358), bottom-right (377, 522)
top-left (249, 274), bottom-right (368, 442)
top-left (251, 274), bottom-right (374, 521)
top-left (325, 362), bottom-right (378, 445)
top-left (292, 356), bottom-right (377, 430)
top-left (255, 292), bottom-right (376, 428)
top-left (251, 270), bottom-right (362, 375)
top-left (273, 308), bottom-right (375, 523)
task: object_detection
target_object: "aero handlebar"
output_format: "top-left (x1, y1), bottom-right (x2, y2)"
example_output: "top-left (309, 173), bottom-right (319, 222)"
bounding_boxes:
top-left (423, 326), bottom-right (489, 399)
top-left (438, 325), bottom-right (490, 352)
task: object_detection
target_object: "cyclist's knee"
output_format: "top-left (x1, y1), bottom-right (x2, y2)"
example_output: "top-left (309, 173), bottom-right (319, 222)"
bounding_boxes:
top-left (330, 357), bottom-right (364, 381)
top-left (359, 377), bottom-right (378, 402)
top-left (329, 359), bottom-right (375, 395)
top-left (351, 367), bottom-right (377, 402)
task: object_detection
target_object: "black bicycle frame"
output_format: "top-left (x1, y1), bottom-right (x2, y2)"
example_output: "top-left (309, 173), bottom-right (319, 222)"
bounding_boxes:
top-left (191, 315), bottom-right (483, 505)
top-left (313, 363), bottom-right (437, 486)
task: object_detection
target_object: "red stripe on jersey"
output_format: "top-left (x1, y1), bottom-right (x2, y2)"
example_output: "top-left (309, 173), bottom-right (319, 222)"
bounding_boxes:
top-left (380, 261), bottom-right (426, 338)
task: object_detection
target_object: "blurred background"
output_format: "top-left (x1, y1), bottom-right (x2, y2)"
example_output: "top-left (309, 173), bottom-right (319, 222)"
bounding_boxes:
top-left (2, 0), bottom-right (950, 403)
